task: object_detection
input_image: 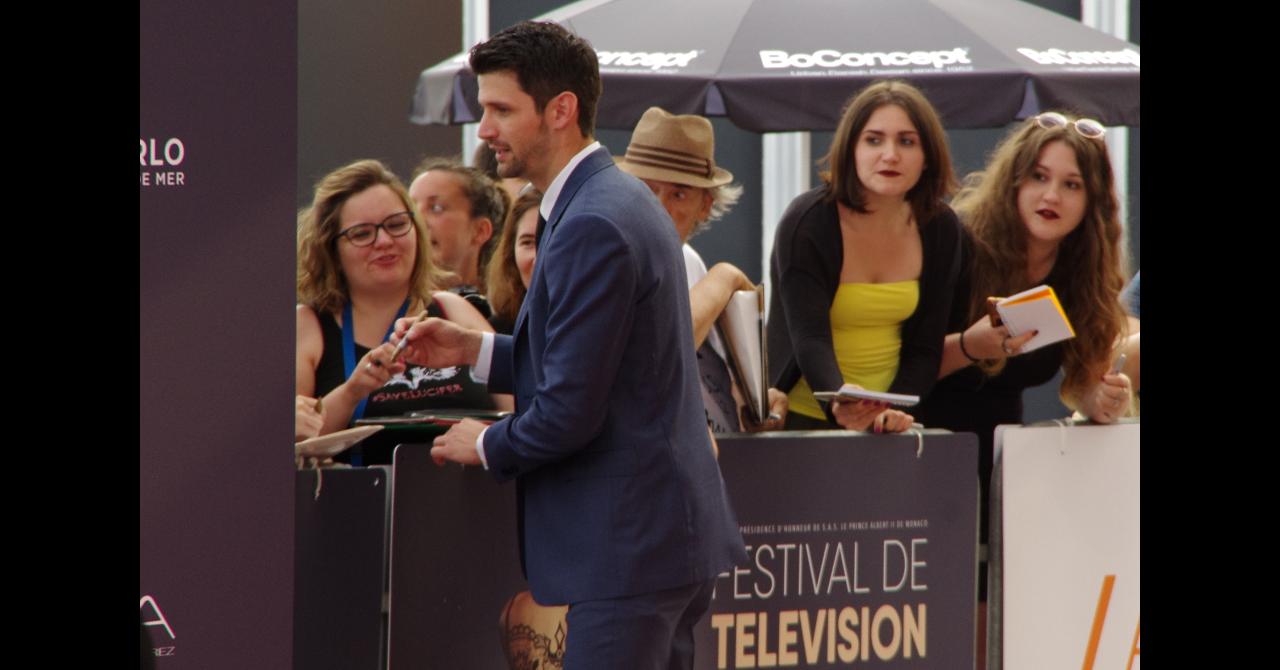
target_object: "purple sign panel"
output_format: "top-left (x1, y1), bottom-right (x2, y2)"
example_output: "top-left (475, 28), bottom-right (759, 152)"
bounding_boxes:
top-left (697, 432), bottom-right (978, 669)
top-left (140, 0), bottom-right (296, 666)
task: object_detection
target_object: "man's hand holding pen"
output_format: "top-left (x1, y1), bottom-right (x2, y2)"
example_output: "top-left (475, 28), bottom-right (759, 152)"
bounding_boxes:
top-left (391, 316), bottom-right (484, 369)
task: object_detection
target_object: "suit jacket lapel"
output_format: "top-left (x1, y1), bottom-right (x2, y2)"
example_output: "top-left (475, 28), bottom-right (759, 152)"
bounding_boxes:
top-left (512, 146), bottom-right (615, 339)
top-left (543, 147), bottom-right (614, 243)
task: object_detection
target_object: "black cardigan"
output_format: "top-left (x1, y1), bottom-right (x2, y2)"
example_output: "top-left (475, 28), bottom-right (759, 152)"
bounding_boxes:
top-left (767, 186), bottom-right (963, 419)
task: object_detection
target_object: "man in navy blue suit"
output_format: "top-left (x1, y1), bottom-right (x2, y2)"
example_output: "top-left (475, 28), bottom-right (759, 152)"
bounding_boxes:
top-left (393, 21), bottom-right (746, 669)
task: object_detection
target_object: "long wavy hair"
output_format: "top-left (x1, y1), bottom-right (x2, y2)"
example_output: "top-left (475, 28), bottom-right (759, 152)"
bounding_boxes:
top-left (297, 159), bottom-right (447, 315)
top-left (485, 188), bottom-right (542, 326)
top-left (952, 114), bottom-right (1129, 406)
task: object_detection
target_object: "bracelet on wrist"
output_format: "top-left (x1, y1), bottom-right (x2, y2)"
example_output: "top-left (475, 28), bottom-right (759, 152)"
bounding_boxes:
top-left (959, 331), bottom-right (980, 363)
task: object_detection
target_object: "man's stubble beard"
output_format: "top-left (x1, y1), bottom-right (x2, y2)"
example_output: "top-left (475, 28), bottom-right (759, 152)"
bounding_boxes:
top-left (498, 117), bottom-right (551, 183)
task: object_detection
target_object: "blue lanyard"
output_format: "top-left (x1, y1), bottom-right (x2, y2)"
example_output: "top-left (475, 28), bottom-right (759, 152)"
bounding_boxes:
top-left (341, 299), bottom-right (410, 424)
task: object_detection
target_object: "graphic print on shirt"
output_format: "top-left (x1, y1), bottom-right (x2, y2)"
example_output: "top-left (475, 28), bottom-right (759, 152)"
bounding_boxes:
top-left (385, 366), bottom-right (462, 390)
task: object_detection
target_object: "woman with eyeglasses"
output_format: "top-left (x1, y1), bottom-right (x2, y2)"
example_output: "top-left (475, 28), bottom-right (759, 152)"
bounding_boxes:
top-left (296, 160), bottom-right (512, 461)
top-left (767, 80), bottom-right (963, 434)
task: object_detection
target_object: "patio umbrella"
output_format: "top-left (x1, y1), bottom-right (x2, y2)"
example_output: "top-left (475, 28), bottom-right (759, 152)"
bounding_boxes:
top-left (411, 0), bottom-right (1139, 132)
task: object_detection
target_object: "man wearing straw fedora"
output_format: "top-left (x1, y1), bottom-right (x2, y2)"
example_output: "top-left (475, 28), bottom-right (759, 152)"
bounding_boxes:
top-left (618, 106), bottom-right (789, 435)
top-left (394, 22), bottom-right (746, 669)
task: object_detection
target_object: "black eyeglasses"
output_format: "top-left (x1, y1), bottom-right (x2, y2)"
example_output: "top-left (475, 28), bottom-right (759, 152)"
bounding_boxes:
top-left (1033, 112), bottom-right (1106, 140)
top-left (336, 211), bottom-right (415, 247)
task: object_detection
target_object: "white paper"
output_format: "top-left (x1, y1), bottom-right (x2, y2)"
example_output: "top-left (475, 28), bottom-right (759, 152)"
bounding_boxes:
top-left (717, 288), bottom-right (767, 424)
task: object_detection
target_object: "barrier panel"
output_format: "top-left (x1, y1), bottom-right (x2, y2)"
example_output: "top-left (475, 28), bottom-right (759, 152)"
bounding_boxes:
top-left (388, 445), bottom-right (527, 669)
top-left (294, 467), bottom-right (392, 670)
top-left (989, 421), bottom-right (1140, 670)
top-left (702, 432), bottom-right (978, 669)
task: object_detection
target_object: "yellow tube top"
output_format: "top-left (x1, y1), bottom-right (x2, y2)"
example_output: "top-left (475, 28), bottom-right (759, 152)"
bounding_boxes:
top-left (789, 281), bottom-right (920, 420)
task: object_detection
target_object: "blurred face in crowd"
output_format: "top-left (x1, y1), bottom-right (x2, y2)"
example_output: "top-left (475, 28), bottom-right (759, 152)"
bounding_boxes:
top-left (1017, 140), bottom-right (1087, 252)
top-left (336, 185), bottom-right (417, 294)
top-left (514, 206), bottom-right (539, 289)
top-left (853, 104), bottom-right (925, 202)
top-left (410, 170), bottom-right (487, 284)
top-left (641, 179), bottom-right (712, 243)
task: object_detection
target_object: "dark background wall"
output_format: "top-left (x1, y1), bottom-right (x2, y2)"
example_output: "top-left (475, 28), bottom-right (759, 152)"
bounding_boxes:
top-left (297, 0), bottom-right (464, 204)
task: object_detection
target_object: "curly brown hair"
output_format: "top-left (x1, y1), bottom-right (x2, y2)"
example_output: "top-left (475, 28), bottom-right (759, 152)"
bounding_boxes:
top-left (296, 159), bottom-right (447, 315)
top-left (952, 114), bottom-right (1129, 407)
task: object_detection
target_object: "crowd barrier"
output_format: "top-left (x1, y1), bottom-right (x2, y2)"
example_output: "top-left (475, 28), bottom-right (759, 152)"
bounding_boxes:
top-left (297, 430), bottom-right (980, 669)
top-left (293, 421), bottom-right (1139, 669)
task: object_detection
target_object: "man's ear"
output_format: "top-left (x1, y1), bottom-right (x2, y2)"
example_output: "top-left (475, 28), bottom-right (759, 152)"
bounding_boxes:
top-left (544, 91), bottom-right (580, 132)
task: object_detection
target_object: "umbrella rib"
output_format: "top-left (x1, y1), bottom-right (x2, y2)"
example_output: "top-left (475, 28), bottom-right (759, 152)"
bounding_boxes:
top-left (718, 0), bottom-right (761, 76)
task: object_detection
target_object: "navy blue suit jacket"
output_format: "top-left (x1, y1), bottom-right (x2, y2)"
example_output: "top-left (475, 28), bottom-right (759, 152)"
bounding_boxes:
top-left (483, 147), bottom-right (747, 605)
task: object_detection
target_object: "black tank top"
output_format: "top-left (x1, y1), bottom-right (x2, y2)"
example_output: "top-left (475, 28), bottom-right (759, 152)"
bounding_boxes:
top-left (314, 298), bottom-right (496, 418)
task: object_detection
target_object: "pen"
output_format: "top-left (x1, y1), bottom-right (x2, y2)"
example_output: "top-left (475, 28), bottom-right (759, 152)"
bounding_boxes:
top-left (1109, 353), bottom-right (1127, 375)
top-left (391, 310), bottom-right (430, 364)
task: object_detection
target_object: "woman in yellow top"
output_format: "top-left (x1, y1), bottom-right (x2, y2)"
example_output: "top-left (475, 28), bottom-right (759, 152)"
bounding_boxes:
top-left (767, 80), bottom-right (964, 432)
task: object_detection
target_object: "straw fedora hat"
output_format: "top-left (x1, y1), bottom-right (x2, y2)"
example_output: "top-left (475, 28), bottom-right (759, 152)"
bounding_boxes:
top-left (616, 107), bottom-right (734, 188)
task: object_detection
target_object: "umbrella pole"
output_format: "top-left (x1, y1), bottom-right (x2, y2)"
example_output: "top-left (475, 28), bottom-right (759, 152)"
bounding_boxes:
top-left (460, 0), bottom-right (488, 163)
top-left (1083, 0), bottom-right (1135, 270)
top-left (761, 132), bottom-right (811, 320)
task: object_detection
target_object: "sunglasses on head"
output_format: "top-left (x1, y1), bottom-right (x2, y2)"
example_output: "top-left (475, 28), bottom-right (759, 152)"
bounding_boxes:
top-left (1033, 112), bottom-right (1106, 140)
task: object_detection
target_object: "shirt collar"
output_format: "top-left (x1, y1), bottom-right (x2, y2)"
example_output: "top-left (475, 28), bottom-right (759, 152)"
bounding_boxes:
top-left (539, 141), bottom-right (602, 222)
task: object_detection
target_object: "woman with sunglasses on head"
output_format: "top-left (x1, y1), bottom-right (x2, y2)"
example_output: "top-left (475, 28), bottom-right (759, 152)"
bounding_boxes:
top-left (916, 112), bottom-right (1132, 447)
top-left (296, 160), bottom-right (513, 462)
top-left (768, 80), bottom-right (963, 434)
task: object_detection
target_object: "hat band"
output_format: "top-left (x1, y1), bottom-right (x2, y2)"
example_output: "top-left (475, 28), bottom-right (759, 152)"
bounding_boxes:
top-left (626, 143), bottom-right (715, 179)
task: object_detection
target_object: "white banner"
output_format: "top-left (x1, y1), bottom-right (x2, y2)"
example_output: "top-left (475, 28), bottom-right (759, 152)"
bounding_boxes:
top-left (994, 422), bottom-right (1140, 670)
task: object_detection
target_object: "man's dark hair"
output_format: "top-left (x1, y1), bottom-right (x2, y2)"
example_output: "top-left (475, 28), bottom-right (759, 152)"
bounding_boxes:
top-left (470, 21), bottom-right (601, 138)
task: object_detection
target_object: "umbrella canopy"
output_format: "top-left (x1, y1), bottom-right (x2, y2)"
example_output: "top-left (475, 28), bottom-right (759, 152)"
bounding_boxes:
top-left (411, 0), bottom-right (1139, 131)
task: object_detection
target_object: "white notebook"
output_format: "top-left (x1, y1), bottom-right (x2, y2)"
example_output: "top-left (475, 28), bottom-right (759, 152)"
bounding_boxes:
top-left (993, 285), bottom-right (1075, 353)
top-left (295, 425), bottom-right (384, 459)
top-left (813, 385), bottom-right (919, 407)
